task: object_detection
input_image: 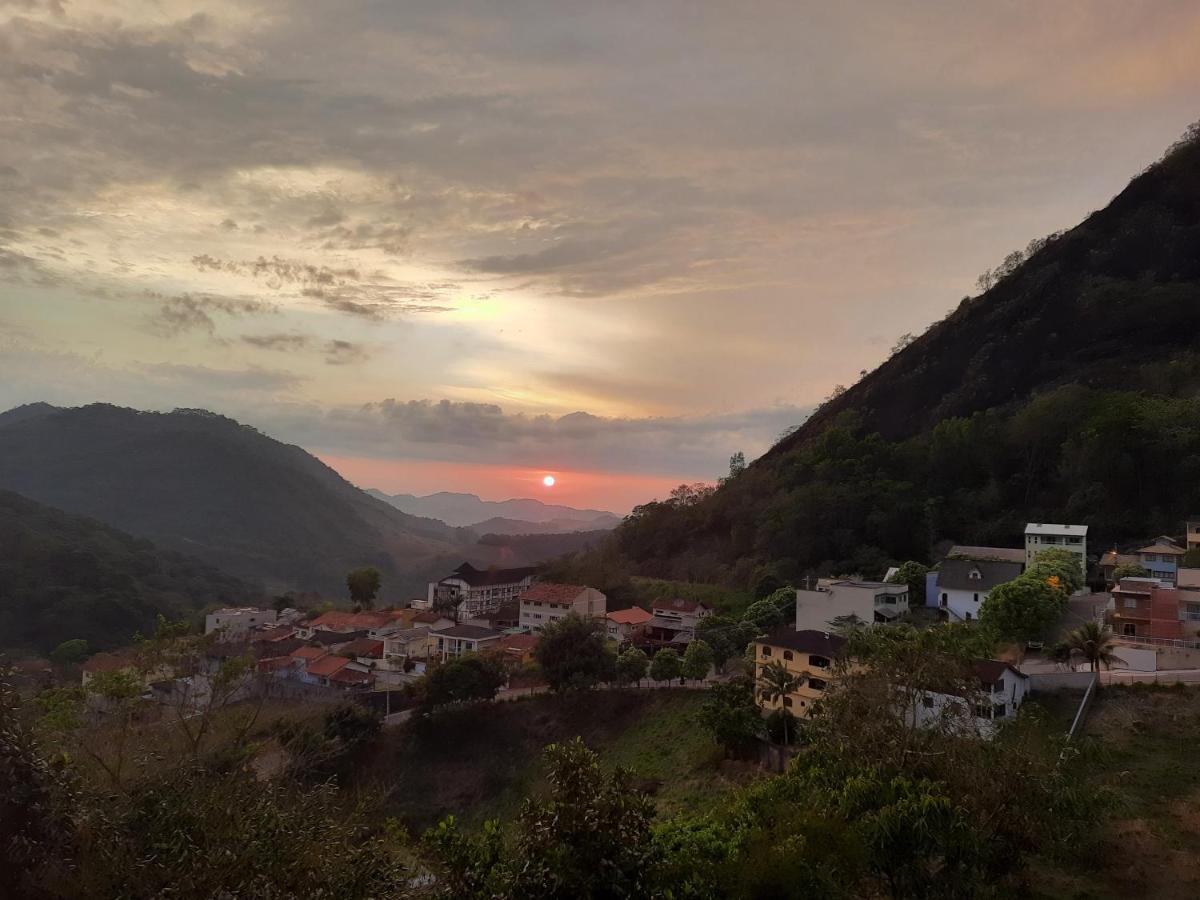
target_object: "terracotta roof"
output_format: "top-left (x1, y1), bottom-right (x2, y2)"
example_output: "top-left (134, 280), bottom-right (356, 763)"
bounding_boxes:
top-left (254, 625), bottom-right (297, 642)
top-left (607, 607), bottom-right (653, 625)
top-left (307, 610), bottom-right (406, 632)
top-left (82, 652), bottom-right (137, 674)
top-left (651, 597), bottom-right (707, 614)
top-left (338, 638), bottom-right (384, 659)
top-left (494, 633), bottom-right (539, 653)
top-left (305, 655), bottom-right (351, 678)
top-left (756, 627), bottom-right (846, 656)
top-left (443, 562), bottom-right (539, 588)
top-left (1139, 542), bottom-right (1185, 555)
top-left (520, 583), bottom-right (589, 603)
top-left (291, 646), bottom-right (328, 662)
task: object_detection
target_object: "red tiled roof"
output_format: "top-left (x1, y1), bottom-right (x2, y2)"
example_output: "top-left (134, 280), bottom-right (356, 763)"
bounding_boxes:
top-left (307, 610), bottom-right (406, 631)
top-left (651, 597), bottom-right (707, 614)
top-left (328, 667), bottom-right (372, 686)
top-left (338, 638), bottom-right (384, 659)
top-left (607, 607), bottom-right (652, 625)
top-left (254, 625), bottom-right (297, 642)
top-left (82, 652), bottom-right (137, 674)
top-left (495, 633), bottom-right (539, 653)
top-left (305, 655), bottom-right (350, 678)
top-left (520, 583), bottom-right (588, 603)
top-left (291, 646), bottom-right (328, 662)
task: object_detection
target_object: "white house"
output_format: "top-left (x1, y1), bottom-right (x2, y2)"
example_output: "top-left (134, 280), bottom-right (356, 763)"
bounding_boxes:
top-left (430, 624), bottom-right (504, 660)
top-left (648, 597), bottom-right (713, 642)
top-left (794, 580), bottom-right (908, 632)
top-left (1024, 523), bottom-right (1087, 576)
top-left (931, 558), bottom-right (1023, 622)
top-left (606, 606), bottom-right (653, 642)
top-left (913, 660), bottom-right (1030, 739)
top-left (204, 607), bottom-right (277, 637)
top-left (419, 563), bottom-right (538, 618)
top-left (518, 583), bottom-right (606, 630)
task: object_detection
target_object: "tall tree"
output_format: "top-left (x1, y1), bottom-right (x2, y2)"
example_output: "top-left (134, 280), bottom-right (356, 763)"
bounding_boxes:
top-left (347, 566), bottom-right (382, 610)
top-left (757, 660), bottom-right (803, 744)
top-left (533, 613), bottom-right (615, 692)
top-left (649, 648), bottom-right (683, 684)
top-left (614, 647), bottom-right (649, 687)
top-left (681, 639), bottom-right (714, 683)
top-left (1055, 622), bottom-right (1123, 672)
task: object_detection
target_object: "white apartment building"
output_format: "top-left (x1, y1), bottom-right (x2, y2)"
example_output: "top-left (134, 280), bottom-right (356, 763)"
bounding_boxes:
top-left (419, 562), bottom-right (538, 618)
top-left (518, 583), bottom-right (606, 631)
top-left (1024, 523), bottom-right (1088, 576)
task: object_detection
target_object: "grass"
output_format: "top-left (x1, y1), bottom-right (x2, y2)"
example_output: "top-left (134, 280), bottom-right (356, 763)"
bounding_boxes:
top-left (356, 688), bottom-right (761, 833)
top-left (1029, 684), bottom-right (1200, 899)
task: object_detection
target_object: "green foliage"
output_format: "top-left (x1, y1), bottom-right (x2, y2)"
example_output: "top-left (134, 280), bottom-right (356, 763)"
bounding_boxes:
top-left (50, 639), bottom-right (90, 665)
top-left (422, 738), bottom-right (659, 899)
top-left (979, 573), bottom-right (1066, 644)
top-left (694, 615), bottom-right (758, 671)
top-left (681, 639), bottom-right (714, 682)
top-left (422, 654), bottom-right (507, 708)
top-left (696, 676), bottom-right (764, 757)
top-left (1053, 621), bottom-right (1123, 672)
top-left (649, 648), bottom-right (683, 683)
top-left (346, 566), bottom-right (382, 609)
top-left (763, 707), bottom-right (799, 745)
top-left (887, 561), bottom-right (930, 605)
top-left (1112, 562), bottom-right (1150, 581)
top-left (532, 613), bottom-right (615, 692)
top-left (0, 489), bottom-right (255, 655)
top-left (1027, 547), bottom-right (1084, 594)
top-left (614, 647), bottom-right (649, 686)
top-left (741, 599), bottom-right (783, 632)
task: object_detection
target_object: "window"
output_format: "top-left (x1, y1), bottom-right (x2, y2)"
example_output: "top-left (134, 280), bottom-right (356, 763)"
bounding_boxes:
top-left (1124, 598), bottom-right (1138, 609)
top-left (783, 697), bottom-right (793, 708)
top-left (965, 611), bottom-right (973, 621)
top-left (973, 593), bottom-right (979, 603)
top-left (969, 568), bottom-right (982, 580)
top-left (782, 650), bottom-right (793, 661)
top-left (808, 655), bottom-right (830, 668)
top-left (1123, 623), bottom-right (1136, 636)
top-left (922, 696), bottom-right (934, 709)
top-left (808, 677), bottom-right (827, 691)
top-left (761, 646), bottom-right (772, 657)
top-left (940, 592), bottom-right (948, 607)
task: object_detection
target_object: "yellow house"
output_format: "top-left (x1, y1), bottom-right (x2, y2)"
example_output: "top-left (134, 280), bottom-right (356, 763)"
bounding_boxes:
top-left (752, 628), bottom-right (847, 718)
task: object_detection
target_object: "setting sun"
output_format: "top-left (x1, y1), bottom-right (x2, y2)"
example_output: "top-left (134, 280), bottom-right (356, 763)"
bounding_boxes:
top-left (542, 475), bottom-right (556, 487)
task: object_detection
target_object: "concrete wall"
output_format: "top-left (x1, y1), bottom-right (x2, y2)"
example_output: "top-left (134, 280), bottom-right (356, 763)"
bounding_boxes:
top-left (1028, 671), bottom-right (1097, 691)
top-left (1111, 645), bottom-right (1157, 672)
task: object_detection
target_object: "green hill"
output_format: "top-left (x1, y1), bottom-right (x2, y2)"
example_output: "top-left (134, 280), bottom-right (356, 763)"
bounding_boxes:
top-left (0, 403), bottom-right (474, 597)
top-left (605, 125), bottom-right (1200, 588)
top-left (0, 489), bottom-right (257, 655)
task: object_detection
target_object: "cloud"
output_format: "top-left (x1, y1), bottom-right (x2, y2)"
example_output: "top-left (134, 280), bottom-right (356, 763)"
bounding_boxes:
top-left (241, 331), bottom-right (371, 366)
top-left (145, 293), bottom-right (275, 337)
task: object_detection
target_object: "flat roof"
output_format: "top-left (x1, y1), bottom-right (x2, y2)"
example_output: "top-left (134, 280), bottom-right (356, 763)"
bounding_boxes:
top-left (1025, 523), bottom-right (1088, 536)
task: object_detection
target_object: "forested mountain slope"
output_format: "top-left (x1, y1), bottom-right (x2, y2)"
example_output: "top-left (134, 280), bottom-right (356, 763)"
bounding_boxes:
top-left (607, 126), bottom-right (1200, 589)
top-left (0, 404), bottom-right (472, 597)
top-left (0, 489), bottom-right (256, 654)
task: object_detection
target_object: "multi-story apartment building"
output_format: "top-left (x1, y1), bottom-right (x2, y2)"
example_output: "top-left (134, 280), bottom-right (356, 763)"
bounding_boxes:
top-left (753, 628), bottom-right (847, 718)
top-left (1110, 577), bottom-right (1184, 640)
top-left (794, 579), bottom-right (908, 632)
top-left (1024, 523), bottom-right (1087, 576)
top-left (518, 583), bottom-right (606, 631)
top-left (419, 563), bottom-right (538, 619)
top-left (1137, 537), bottom-right (1186, 585)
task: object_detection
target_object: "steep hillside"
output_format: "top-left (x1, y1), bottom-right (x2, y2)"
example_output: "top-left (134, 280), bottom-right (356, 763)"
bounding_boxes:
top-left (0, 489), bottom-right (256, 654)
top-left (0, 404), bottom-right (476, 597)
top-left (605, 126), bottom-right (1200, 589)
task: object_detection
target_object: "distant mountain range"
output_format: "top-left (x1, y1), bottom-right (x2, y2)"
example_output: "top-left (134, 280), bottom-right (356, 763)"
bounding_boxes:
top-left (367, 489), bottom-right (621, 531)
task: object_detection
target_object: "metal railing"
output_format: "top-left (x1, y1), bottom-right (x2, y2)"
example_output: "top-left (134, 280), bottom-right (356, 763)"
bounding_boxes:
top-left (1114, 634), bottom-right (1200, 650)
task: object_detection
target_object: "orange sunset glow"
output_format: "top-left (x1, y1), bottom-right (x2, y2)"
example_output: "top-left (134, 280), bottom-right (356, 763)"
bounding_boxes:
top-left (318, 455), bottom-right (677, 513)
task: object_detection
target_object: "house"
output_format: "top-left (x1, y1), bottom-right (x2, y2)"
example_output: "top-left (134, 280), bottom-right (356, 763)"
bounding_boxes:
top-left (418, 563), bottom-right (539, 618)
top-left (752, 628), bottom-right (847, 718)
top-left (606, 606), bottom-right (653, 642)
top-left (930, 557), bottom-right (1022, 622)
top-left (794, 579), bottom-right (908, 632)
top-left (204, 607), bottom-right (277, 637)
top-left (488, 632), bottom-right (540, 666)
top-left (1110, 577), bottom-right (1184, 640)
top-left (1024, 523), bottom-right (1087, 576)
top-left (1099, 549), bottom-right (1142, 584)
top-left (518, 583), bottom-right (606, 631)
top-left (336, 638), bottom-right (384, 663)
top-left (1137, 537), bottom-right (1186, 585)
top-left (382, 626), bottom-right (434, 662)
top-left (295, 609), bottom-right (407, 639)
top-left (304, 654), bottom-right (373, 689)
top-left (647, 598), bottom-right (713, 643)
top-left (914, 660), bottom-right (1029, 738)
top-left (431, 624), bottom-right (504, 660)
top-left (81, 651), bottom-right (139, 688)
top-left (1187, 518), bottom-right (1200, 552)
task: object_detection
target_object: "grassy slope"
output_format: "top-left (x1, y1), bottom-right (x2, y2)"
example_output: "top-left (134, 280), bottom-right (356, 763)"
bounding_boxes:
top-left (1032, 686), bottom-right (1200, 900)
top-left (357, 689), bottom-right (760, 833)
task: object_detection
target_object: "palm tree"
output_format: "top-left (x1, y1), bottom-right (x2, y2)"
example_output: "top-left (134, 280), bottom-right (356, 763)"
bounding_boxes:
top-left (1056, 621), bottom-right (1122, 672)
top-left (759, 660), bottom-right (804, 744)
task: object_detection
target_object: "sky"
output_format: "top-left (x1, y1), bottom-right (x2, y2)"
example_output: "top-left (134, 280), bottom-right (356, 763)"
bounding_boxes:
top-left (2, 1), bottom-right (1199, 512)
